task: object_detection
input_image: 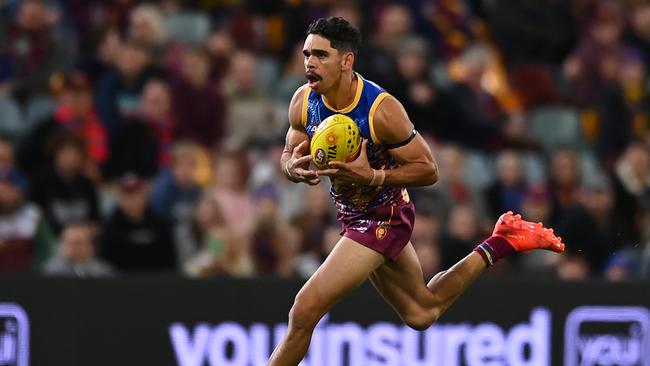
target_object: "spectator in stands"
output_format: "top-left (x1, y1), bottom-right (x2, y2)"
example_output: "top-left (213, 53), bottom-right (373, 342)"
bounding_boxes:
top-left (183, 194), bottom-right (253, 277)
top-left (80, 28), bottom-right (122, 86)
top-left (555, 174), bottom-right (620, 275)
top-left (625, 1), bottom-right (650, 71)
top-left (597, 49), bottom-right (650, 169)
top-left (103, 115), bottom-right (159, 179)
top-left (391, 36), bottom-right (441, 138)
top-left (150, 141), bottom-right (202, 223)
top-left (0, 168), bottom-right (54, 271)
top-left (547, 148), bottom-right (581, 225)
top-left (43, 222), bottom-right (114, 277)
top-left (426, 145), bottom-right (487, 225)
top-left (223, 49), bottom-right (284, 149)
top-left (18, 72), bottom-right (108, 180)
top-left (29, 133), bottom-right (100, 235)
top-left (150, 141), bottom-right (202, 265)
top-left (0, 0), bottom-right (70, 102)
top-left (0, 136), bottom-right (15, 172)
top-left (249, 141), bottom-right (308, 221)
top-left (432, 44), bottom-right (530, 150)
top-left (170, 47), bottom-right (226, 150)
top-left (484, 150), bottom-right (528, 220)
top-left (411, 208), bottom-right (442, 280)
top-left (563, 1), bottom-right (625, 107)
top-left (127, 3), bottom-right (167, 57)
top-left (205, 29), bottom-right (233, 81)
top-left (96, 40), bottom-right (162, 136)
top-left (211, 150), bottom-right (254, 238)
top-left (356, 3), bottom-right (412, 90)
top-left (251, 184), bottom-right (299, 277)
top-left (101, 173), bottom-right (176, 272)
top-left (139, 79), bottom-right (174, 167)
top-left (483, 0), bottom-right (574, 65)
top-left (291, 185), bottom-right (336, 263)
top-left (276, 42), bottom-right (309, 102)
top-left (438, 205), bottom-right (481, 270)
top-left (611, 141), bottom-right (650, 245)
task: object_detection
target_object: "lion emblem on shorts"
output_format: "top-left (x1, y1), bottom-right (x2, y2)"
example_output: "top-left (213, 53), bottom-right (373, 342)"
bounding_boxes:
top-left (375, 222), bottom-right (390, 240)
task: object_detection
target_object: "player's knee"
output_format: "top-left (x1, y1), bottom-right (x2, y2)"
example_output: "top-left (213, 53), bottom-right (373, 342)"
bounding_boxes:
top-left (405, 316), bottom-right (434, 331)
top-left (430, 270), bottom-right (447, 284)
top-left (404, 309), bottom-right (439, 331)
top-left (288, 294), bottom-right (322, 331)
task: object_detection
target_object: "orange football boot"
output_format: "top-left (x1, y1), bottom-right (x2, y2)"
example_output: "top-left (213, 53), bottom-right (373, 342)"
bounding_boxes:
top-left (492, 211), bottom-right (565, 253)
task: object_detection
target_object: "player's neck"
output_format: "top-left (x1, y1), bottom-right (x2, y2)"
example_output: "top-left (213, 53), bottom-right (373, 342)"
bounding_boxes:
top-left (322, 71), bottom-right (357, 111)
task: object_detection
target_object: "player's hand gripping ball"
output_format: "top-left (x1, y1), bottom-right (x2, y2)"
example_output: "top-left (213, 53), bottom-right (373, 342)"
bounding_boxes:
top-left (310, 114), bottom-right (361, 169)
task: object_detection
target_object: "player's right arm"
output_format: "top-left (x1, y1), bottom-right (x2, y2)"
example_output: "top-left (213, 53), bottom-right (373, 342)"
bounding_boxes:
top-left (281, 85), bottom-right (320, 185)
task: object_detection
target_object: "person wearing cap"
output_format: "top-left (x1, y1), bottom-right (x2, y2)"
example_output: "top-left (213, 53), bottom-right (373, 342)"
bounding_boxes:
top-left (101, 172), bottom-right (176, 272)
top-left (0, 168), bottom-right (55, 271)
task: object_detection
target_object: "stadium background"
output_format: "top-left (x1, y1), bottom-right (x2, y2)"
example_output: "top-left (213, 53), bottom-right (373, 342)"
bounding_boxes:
top-left (0, 0), bottom-right (649, 365)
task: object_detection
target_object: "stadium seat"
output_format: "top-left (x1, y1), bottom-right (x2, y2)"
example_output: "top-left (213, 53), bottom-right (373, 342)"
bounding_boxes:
top-left (528, 106), bottom-right (583, 152)
top-left (464, 150), bottom-right (494, 189)
top-left (522, 152), bottom-right (547, 184)
top-left (165, 12), bottom-right (211, 46)
top-left (578, 150), bottom-right (604, 185)
top-left (0, 95), bottom-right (23, 139)
top-left (24, 96), bottom-right (56, 131)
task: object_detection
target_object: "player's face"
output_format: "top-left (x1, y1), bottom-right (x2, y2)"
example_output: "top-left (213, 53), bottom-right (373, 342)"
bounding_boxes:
top-left (303, 34), bottom-right (344, 93)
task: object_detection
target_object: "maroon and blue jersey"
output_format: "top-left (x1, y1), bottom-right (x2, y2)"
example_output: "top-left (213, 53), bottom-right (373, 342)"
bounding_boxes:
top-left (302, 73), bottom-right (411, 215)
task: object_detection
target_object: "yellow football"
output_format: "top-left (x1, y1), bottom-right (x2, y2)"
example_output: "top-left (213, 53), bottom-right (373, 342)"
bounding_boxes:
top-left (310, 114), bottom-right (361, 169)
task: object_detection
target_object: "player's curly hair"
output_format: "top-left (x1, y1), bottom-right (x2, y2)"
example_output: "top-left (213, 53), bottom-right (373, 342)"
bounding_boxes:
top-left (306, 17), bottom-right (362, 55)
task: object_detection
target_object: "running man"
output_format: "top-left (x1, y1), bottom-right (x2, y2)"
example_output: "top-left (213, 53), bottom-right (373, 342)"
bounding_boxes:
top-left (271, 17), bottom-right (565, 365)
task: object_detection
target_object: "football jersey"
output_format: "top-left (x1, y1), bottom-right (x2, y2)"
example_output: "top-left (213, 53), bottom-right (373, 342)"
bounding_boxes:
top-left (302, 73), bottom-right (410, 215)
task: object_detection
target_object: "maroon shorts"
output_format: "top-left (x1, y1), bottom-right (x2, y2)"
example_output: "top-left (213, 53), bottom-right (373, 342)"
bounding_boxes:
top-left (338, 202), bottom-right (416, 261)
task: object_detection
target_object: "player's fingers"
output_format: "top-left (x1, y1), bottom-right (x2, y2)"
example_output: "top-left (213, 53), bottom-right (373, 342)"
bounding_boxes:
top-left (294, 155), bottom-right (311, 166)
top-left (292, 141), bottom-right (307, 157)
top-left (316, 168), bottom-right (340, 176)
top-left (327, 161), bottom-right (347, 169)
top-left (305, 177), bottom-right (321, 185)
top-left (297, 140), bottom-right (309, 153)
top-left (359, 139), bottom-right (369, 158)
top-left (294, 167), bottom-right (317, 178)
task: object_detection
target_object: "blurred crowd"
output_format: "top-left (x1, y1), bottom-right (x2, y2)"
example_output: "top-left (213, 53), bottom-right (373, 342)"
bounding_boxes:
top-left (1, 0), bottom-right (650, 281)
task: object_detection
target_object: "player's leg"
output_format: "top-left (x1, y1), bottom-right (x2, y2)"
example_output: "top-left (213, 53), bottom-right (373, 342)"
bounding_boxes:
top-left (370, 242), bottom-right (486, 329)
top-left (370, 211), bottom-right (565, 330)
top-left (268, 236), bottom-right (385, 366)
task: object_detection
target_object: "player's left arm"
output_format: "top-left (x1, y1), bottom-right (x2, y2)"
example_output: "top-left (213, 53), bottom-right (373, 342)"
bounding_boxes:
top-left (318, 95), bottom-right (438, 187)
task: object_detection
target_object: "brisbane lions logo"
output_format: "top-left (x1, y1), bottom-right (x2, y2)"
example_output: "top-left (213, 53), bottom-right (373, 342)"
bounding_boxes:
top-left (376, 222), bottom-right (390, 240)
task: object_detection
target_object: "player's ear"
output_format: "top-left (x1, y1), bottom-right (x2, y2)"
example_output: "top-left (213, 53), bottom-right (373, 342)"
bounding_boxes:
top-left (341, 51), bottom-right (354, 71)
